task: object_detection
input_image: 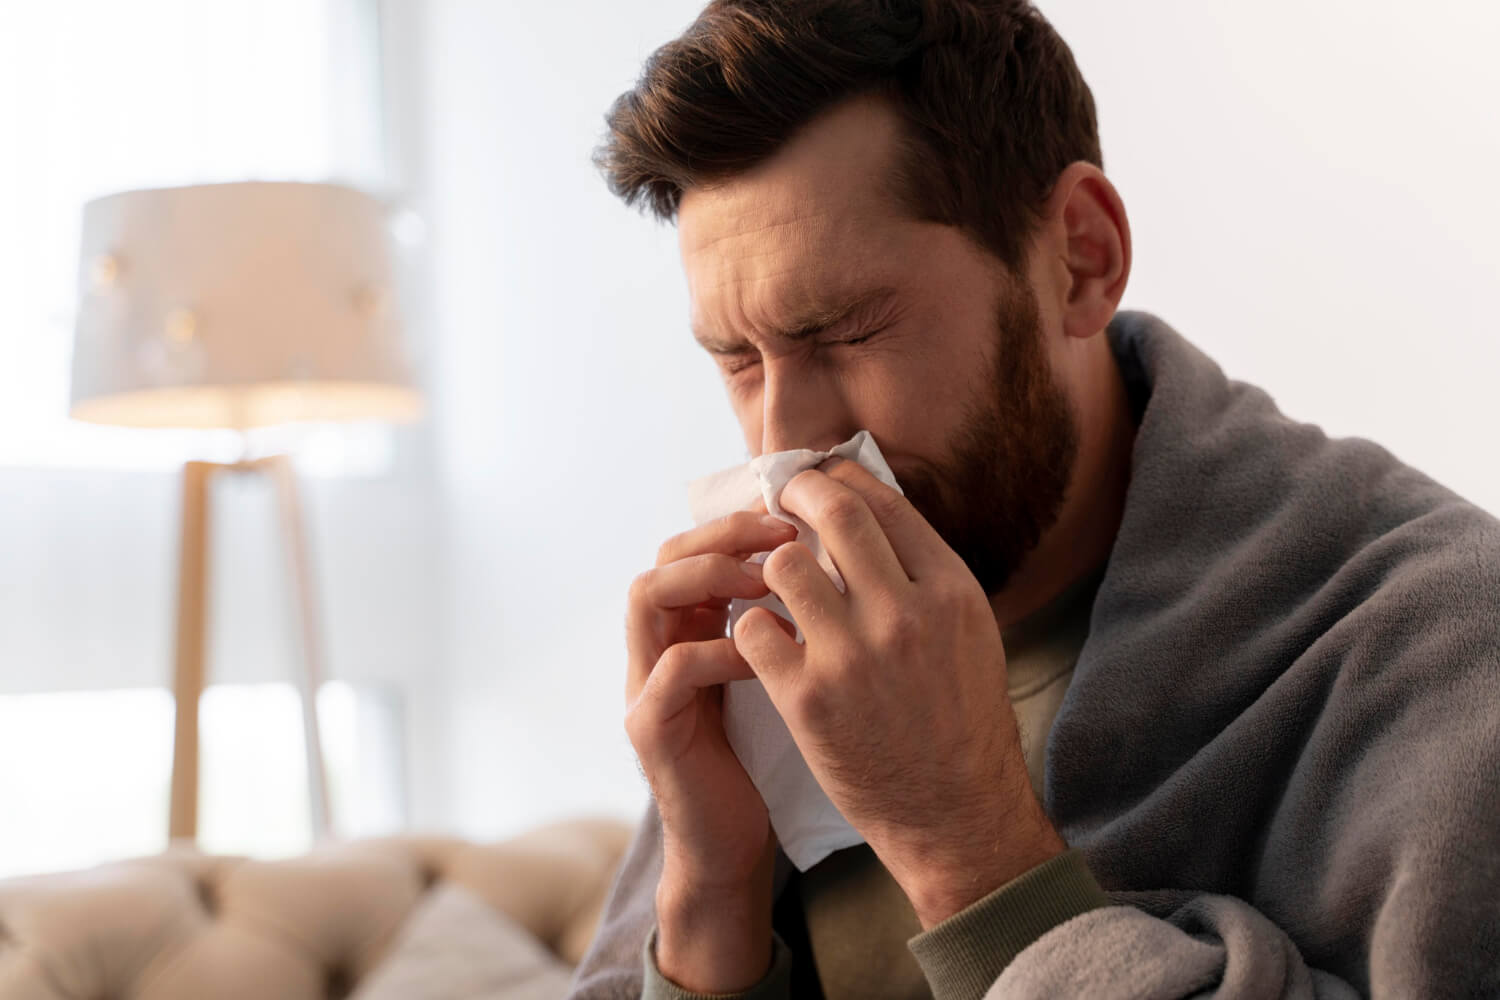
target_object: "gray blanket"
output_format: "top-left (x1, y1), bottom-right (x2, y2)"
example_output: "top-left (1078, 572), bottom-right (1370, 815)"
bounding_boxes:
top-left (568, 311), bottom-right (1500, 999)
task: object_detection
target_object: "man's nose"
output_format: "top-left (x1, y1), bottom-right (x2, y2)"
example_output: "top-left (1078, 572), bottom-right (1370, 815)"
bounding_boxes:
top-left (758, 360), bottom-right (853, 456)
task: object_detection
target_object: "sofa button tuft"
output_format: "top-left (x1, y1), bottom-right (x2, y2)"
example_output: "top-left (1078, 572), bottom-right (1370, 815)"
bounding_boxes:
top-left (195, 877), bottom-right (218, 915)
top-left (326, 963), bottom-right (352, 999)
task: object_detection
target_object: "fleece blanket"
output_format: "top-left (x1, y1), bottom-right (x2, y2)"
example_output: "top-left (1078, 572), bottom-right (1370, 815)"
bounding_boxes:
top-left (568, 311), bottom-right (1500, 999)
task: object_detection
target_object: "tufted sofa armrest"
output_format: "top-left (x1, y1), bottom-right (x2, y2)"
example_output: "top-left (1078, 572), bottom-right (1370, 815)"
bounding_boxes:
top-left (0, 816), bottom-right (634, 1000)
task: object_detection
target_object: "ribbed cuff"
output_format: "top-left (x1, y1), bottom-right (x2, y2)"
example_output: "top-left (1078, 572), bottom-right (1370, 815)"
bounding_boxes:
top-left (906, 849), bottom-right (1110, 1000)
top-left (642, 925), bottom-right (793, 1000)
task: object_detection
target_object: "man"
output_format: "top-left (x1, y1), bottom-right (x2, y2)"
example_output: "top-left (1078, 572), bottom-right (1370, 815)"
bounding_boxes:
top-left (569, 2), bottom-right (1500, 998)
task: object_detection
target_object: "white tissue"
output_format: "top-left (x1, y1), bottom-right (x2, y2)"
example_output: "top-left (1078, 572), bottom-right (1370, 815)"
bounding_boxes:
top-left (686, 430), bottom-right (904, 871)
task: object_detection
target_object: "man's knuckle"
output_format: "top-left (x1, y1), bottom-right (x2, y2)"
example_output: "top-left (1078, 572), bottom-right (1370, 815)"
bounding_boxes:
top-left (655, 535), bottom-right (685, 566)
top-left (729, 509), bottom-right (762, 533)
top-left (628, 570), bottom-right (654, 606)
top-left (795, 682), bottom-right (832, 727)
top-left (819, 492), bottom-right (864, 528)
top-left (880, 606), bottom-right (924, 648)
top-left (707, 552), bottom-right (741, 578)
top-left (763, 542), bottom-right (800, 577)
top-left (732, 607), bottom-right (759, 642)
top-left (623, 703), bottom-right (648, 745)
top-left (655, 642), bottom-right (689, 677)
top-left (935, 572), bottom-right (976, 605)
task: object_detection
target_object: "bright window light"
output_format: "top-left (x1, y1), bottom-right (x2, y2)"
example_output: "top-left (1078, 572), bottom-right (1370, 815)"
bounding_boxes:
top-left (0, 682), bottom-right (405, 880)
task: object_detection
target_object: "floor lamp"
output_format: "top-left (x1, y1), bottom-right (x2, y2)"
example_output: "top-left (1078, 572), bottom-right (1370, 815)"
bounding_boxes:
top-left (67, 181), bottom-right (423, 844)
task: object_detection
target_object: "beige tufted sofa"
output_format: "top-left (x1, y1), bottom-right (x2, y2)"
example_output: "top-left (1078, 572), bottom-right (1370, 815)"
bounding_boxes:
top-left (0, 817), bottom-right (634, 1000)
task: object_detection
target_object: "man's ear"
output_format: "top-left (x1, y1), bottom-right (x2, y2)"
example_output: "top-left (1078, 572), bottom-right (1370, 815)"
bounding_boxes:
top-left (1040, 161), bottom-right (1132, 340)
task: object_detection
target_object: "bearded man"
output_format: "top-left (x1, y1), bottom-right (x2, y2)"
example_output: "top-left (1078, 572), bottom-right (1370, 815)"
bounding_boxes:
top-left (567, 2), bottom-right (1500, 998)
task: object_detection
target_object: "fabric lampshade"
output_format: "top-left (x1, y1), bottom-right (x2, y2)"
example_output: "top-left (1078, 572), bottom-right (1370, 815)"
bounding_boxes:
top-left (69, 181), bottom-right (422, 429)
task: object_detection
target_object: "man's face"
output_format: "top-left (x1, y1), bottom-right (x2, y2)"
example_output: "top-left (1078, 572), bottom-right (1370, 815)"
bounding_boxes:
top-left (678, 97), bottom-right (1079, 596)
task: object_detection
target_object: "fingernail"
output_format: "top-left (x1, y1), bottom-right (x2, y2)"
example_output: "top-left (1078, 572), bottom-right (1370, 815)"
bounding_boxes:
top-left (761, 515), bottom-right (793, 532)
top-left (740, 560), bottom-right (764, 579)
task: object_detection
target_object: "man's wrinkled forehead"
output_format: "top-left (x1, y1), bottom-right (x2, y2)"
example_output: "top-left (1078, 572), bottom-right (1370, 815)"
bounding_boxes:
top-left (677, 97), bottom-right (916, 334)
top-left (681, 195), bottom-right (880, 291)
top-left (680, 194), bottom-right (904, 351)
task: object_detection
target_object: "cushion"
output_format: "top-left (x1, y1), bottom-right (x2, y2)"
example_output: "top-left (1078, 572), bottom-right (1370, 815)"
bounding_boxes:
top-left (351, 883), bottom-right (575, 1000)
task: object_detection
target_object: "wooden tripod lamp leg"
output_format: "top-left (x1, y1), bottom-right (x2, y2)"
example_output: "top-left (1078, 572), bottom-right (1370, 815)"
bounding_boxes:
top-left (169, 461), bottom-right (214, 842)
top-left (264, 455), bottom-right (333, 841)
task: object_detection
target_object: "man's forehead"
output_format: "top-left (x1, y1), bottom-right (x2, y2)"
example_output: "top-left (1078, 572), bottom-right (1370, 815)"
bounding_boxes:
top-left (682, 203), bottom-right (900, 350)
top-left (677, 95), bottom-right (912, 262)
top-left (678, 173), bottom-right (895, 269)
top-left (680, 200), bottom-right (882, 296)
top-left (678, 100), bottom-right (917, 343)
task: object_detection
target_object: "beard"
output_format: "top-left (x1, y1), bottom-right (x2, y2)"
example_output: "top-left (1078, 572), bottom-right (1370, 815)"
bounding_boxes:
top-left (892, 276), bottom-right (1079, 597)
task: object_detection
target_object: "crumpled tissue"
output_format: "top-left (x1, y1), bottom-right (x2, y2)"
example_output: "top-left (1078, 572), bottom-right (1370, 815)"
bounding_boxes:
top-left (686, 430), bottom-right (904, 871)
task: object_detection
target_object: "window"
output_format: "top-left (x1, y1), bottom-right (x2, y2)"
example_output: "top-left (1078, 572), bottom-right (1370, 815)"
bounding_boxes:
top-left (0, 682), bottom-right (406, 878)
top-left (0, 0), bottom-right (396, 472)
top-left (0, 1), bottom-right (415, 880)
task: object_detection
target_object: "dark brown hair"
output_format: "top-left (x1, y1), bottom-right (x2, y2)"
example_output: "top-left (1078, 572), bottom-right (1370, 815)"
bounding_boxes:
top-left (596, 0), bottom-right (1102, 272)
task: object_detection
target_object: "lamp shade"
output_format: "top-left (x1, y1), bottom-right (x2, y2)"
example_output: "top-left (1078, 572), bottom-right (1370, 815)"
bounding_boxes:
top-left (70, 181), bottom-right (422, 429)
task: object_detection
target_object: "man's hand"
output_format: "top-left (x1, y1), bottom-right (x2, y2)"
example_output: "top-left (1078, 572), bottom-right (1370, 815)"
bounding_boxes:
top-left (624, 504), bottom-right (798, 991)
top-left (731, 457), bottom-right (1066, 929)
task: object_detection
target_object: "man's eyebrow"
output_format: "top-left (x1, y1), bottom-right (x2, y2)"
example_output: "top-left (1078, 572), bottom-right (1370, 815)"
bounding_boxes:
top-left (693, 285), bottom-right (901, 354)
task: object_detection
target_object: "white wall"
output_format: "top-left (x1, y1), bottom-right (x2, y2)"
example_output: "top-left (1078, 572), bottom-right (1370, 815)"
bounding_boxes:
top-left (412, 0), bottom-right (1498, 840)
top-left (414, 0), bottom-right (737, 836)
top-left (1047, 0), bottom-right (1500, 514)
